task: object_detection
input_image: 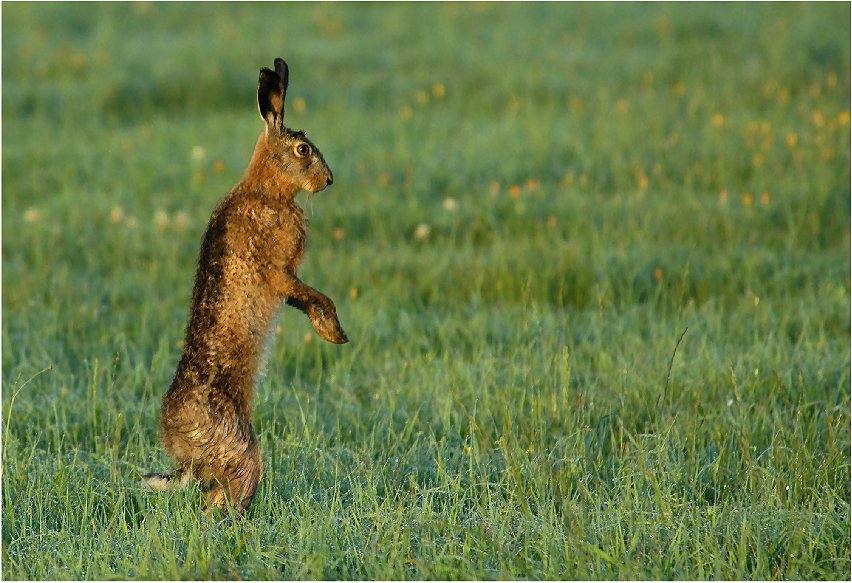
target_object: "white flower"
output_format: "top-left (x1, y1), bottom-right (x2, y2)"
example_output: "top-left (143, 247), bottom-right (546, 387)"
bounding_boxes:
top-left (173, 210), bottom-right (190, 230)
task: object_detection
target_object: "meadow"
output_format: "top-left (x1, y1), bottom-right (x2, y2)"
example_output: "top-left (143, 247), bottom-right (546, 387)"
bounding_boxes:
top-left (2, 2), bottom-right (850, 579)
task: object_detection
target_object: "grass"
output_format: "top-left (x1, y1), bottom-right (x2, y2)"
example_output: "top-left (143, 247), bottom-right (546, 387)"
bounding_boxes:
top-left (2, 2), bottom-right (850, 579)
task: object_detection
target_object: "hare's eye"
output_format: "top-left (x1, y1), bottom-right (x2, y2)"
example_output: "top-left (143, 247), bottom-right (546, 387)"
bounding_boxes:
top-left (294, 143), bottom-right (311, 158)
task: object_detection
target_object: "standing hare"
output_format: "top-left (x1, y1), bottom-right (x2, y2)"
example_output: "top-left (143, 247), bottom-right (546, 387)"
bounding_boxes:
top-left (144, 58), bottom-right (348, 513)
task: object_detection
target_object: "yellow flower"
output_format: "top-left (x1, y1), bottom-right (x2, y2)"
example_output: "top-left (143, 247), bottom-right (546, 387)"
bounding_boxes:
top-left (133, 2), bottom-right (154, 16)
top-left (712, 113), bottom-right (724, 127)
top-left (110, 207), bottom-right (125, 225)
top-left (292, 97), bottom-right (306, 113)
top-left (432, 83), bottom-right (446, 99)
top-left (401, 106), bottom-right (413, 121)
top-left (508, 185), bottom-right (522, 199)
top-left (785, 133), bottom-right (798, 148)
top-left (70, 51), bottom-right (87, 73)
top-left (154, 209), bottom-right (170, 230)
top-left (743, 193), bottom-right (754, 207)
top-left (414, 223), bottom-right (431, 241)
top-left (838, 111), bottom-right (850, 126)
top-left (23, 207), bottom-right (41, 224)
top-left (569, 96), bottom-right (583, 112)
top-left (332, 228), bottom-right (346, 241)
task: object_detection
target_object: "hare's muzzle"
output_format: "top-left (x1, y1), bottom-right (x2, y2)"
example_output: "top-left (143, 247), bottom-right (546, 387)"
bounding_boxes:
top-left (306, 168), bottom-right (333, 193)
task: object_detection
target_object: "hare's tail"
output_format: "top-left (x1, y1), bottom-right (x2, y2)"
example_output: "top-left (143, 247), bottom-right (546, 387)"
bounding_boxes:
top-left (142, 469), bottom-right (190, 491)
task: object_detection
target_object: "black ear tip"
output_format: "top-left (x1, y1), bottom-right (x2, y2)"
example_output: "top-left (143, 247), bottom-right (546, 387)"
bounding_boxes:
top-left (274, 58), bottom-right (289, 83)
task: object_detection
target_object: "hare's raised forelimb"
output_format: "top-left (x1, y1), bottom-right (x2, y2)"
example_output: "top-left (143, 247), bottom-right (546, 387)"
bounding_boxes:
top-left (269, 270), bottom-right (328, 308)
top-left (273, 271), bottom-right (349, 344)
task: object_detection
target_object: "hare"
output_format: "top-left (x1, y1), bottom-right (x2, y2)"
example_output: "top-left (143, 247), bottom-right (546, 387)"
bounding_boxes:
top-left (143, 58), bottom-right (348, 513)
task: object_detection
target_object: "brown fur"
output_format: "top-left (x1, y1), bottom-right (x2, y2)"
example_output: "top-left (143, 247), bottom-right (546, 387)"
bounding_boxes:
top-left (143, 58), bottom-right (347, 513)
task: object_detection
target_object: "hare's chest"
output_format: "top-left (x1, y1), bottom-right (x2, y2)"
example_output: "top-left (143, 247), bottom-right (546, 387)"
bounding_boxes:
top-left (261, 207), bottom-right (307, 270)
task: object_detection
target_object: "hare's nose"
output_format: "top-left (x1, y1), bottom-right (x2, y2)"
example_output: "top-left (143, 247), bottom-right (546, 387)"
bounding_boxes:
top-left (326, 172), bottom-right (333, 186)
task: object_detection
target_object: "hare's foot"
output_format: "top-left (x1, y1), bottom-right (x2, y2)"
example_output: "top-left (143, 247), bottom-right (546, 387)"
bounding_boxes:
top-left (142, 467), bottom-right (190, 491)
top-left (202, 482), bottom-right (257, 515)
top-left (203, 484), bottom-right (227, 512)
top-left (308, 302), bottom-right (349, 344)
top-left (203, 447), bottom-right (263, 514)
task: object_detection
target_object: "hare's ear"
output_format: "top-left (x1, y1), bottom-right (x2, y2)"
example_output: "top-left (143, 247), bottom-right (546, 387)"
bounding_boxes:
top-left (274, 58), bottom-right (289, 90)
top-left (258, 63), bottom-right (288, 131)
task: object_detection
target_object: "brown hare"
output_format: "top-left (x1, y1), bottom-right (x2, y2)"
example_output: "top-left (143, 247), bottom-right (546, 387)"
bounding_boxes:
top-left (143, 58), bottom-right (348, 513)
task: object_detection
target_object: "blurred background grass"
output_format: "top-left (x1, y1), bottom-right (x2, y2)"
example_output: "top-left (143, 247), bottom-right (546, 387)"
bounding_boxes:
top-left (2, 2), bottom-right (850, 579)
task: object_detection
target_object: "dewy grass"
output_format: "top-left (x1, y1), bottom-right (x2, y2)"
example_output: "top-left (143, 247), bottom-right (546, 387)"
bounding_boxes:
top-left (3, 2), bottom-right (850, 580)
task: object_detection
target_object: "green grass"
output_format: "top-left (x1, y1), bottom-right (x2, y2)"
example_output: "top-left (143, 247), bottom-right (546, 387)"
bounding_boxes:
top-left (2, 2), bottom-right (850, 579)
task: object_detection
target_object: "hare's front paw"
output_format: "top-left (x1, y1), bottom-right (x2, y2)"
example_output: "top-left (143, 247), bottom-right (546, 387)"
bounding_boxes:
top-left (308, 302), bottom-right (349, 344)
